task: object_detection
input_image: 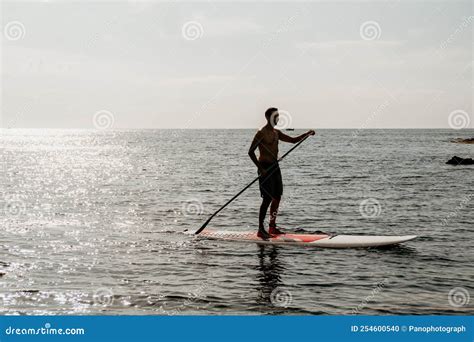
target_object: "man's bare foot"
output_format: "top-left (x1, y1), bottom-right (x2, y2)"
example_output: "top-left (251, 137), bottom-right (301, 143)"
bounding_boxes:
top-left (257, 229), bottom-right (272, 240)
top-left (269, 226), bottom-right (284, 235)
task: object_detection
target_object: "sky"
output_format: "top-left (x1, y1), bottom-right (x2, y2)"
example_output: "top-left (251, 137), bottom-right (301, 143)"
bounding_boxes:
top-left (1, 0), bottom-right (472, 129)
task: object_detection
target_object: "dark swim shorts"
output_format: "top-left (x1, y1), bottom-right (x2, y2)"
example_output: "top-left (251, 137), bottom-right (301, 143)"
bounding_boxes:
top-left (258, 162), bottom-right (283, 199)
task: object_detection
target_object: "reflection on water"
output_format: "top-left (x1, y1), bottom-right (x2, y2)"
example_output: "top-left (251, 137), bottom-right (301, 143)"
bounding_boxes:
top-left (1, 129), bottom-right (473, 315)
top-left (256, 245), bottom-right (283, 308)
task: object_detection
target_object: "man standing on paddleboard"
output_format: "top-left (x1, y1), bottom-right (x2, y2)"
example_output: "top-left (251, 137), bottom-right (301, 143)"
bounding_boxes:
top-left (248, 108), bottom-right (315, 239)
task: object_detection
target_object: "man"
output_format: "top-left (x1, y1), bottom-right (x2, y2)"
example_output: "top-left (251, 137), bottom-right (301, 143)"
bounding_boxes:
top-left (248, 108), bottom-right (315, 239)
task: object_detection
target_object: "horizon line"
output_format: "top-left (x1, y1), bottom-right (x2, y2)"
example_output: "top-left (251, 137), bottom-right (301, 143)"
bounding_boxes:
top-left (1, 127), bottom-right (473, 131)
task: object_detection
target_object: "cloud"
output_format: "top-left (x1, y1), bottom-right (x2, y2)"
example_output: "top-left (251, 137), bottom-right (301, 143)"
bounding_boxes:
top-left (185, 15), bottom-right (263, 37)
top-left (296, 40), bottom-right (405, 51)
top-left (159, 75), bottom-right (239, 86)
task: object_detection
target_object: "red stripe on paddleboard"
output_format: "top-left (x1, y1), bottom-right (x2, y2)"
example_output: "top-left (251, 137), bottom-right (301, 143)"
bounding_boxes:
top-left (200, 230), bottom-right (329, 243)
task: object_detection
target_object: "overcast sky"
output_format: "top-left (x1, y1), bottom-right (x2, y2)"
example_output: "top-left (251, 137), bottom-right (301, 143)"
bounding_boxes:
top-left (1, 1), bottom-right (472, 129)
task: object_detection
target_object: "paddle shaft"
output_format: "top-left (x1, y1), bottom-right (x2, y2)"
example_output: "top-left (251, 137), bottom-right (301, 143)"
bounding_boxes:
top-left (194, 134), bottom-right (310, 234)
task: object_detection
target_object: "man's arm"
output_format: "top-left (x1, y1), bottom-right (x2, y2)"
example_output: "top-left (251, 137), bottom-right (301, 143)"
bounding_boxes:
top-left (248, 131), bottom-right (265, 173)
top-left (277, 129), bottom-right (315, 143)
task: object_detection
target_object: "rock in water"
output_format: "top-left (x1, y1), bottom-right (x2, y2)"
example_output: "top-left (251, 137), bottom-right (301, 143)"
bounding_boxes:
top-left (446, 156), bottom-right (474, 165)
top-left (451, 138), bottom-right (474, 144)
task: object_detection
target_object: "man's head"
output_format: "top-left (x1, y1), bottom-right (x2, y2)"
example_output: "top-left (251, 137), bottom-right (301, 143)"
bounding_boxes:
top-left (265, 107), bottom-right (278, 126)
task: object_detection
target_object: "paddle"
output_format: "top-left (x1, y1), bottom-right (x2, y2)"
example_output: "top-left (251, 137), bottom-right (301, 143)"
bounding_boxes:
top-left (194, 133), bottom-right (311, 234)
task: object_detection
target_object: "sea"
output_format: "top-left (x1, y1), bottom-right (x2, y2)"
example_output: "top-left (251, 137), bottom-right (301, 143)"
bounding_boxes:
top-left (1, 129), bottom-right (473, 315)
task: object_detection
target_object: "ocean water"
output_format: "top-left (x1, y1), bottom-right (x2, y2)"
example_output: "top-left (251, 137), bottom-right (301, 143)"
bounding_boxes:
top-left (0, 129), bottom-right (473, 315)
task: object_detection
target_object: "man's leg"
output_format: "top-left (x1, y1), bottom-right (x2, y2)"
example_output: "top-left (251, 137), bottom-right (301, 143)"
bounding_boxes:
top-left (258, 197), bottom-right (272, 238)
top-left (269, 197), bottom-right (280, 227)
top-left (269, 197), bottom-right (283, 234)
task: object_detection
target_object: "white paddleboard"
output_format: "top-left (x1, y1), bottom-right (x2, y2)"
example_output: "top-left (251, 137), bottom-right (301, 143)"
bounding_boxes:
top-left (199, 229), bottom-right (417, 248)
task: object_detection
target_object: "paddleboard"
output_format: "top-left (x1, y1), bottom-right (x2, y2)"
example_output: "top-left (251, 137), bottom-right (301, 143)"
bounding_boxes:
top-left (199, 229), bottom-right (417, 248)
